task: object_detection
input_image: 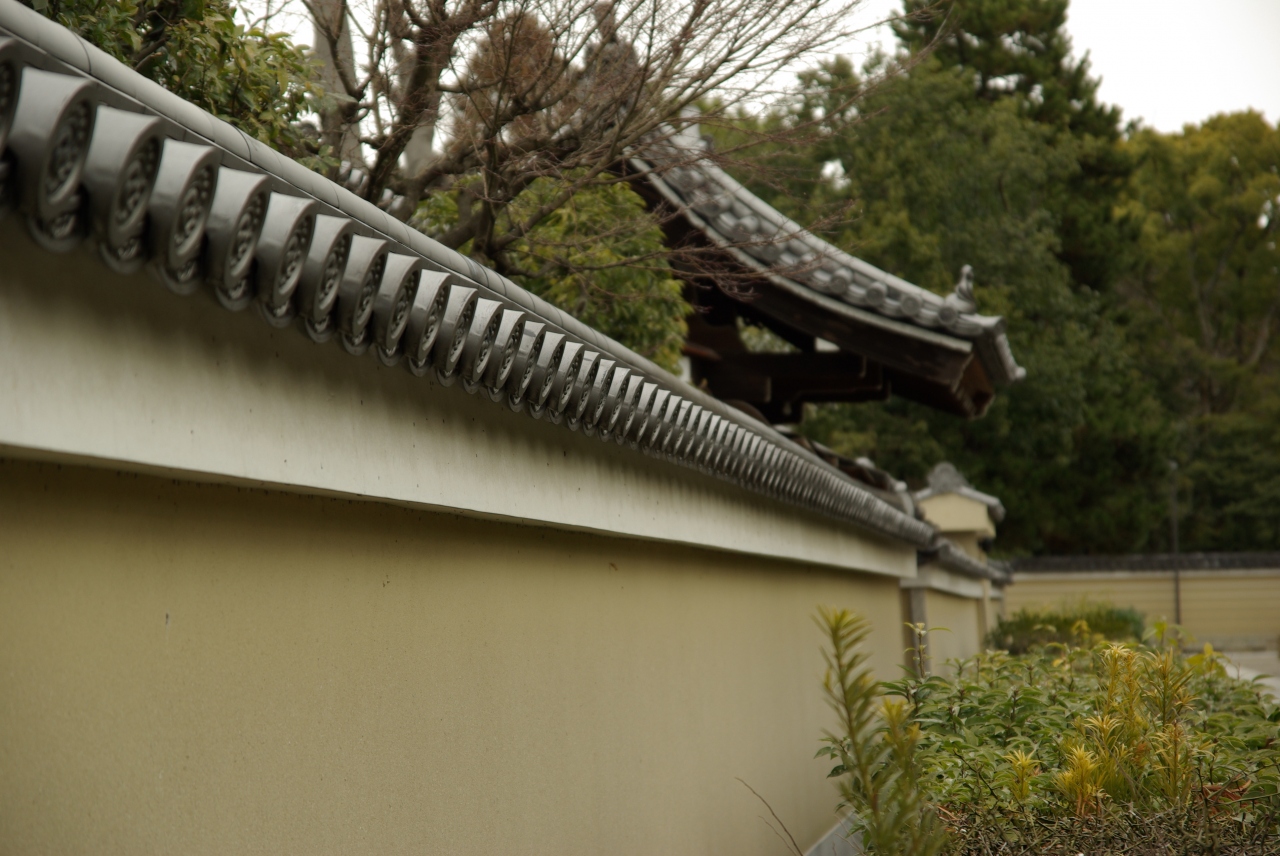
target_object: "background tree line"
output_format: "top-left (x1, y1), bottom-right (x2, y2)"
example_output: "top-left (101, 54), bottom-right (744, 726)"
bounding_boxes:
top-left (705, 0), bottom-right (1280, 555)
top-left (35, 0), bottom-right (1280, 556)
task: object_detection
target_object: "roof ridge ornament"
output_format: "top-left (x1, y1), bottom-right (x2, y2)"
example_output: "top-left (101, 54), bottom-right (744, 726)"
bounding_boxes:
top-left (926, 462), bottom-right (972, 493)
top-left (949, 265), bottom-right (977, 314)
top-left (936, 265), bottom-right (977, 327)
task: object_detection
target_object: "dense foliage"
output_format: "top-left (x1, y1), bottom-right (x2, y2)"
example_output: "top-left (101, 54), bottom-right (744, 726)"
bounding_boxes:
top-left (818, 610), bottom-right (1280, 855)
top-left (894, 0), bottom-right (1131, 293)
top-left (1120, 113), bottom-right (1280, 551)
top-left (416, 177), bottom-right (689, 371)
top-left (32, 0), bottom-right (327, 165)
top-left (726, 0), bottom-right (1279, 555)
top-left (987, 602), bottom-right (1145, 655)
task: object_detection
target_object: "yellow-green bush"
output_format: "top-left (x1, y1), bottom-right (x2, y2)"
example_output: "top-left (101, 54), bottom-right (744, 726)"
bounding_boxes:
top-left (987, 602), bottom-right (1145, 654)
top-left (818, 611), bottom-right (1280, 855)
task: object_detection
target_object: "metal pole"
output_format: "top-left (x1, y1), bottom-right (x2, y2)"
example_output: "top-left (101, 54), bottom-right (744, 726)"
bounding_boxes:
top-left (1169, 460), bottom-right (1181, 625)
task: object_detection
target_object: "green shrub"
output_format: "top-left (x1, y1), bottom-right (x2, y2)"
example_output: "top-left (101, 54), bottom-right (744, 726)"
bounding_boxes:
top-left (815, 608), bottom-right (948, 856)
top-left (817, 611), bottom-right (1280, 855)
top-left (987, 602), bottom-right (1145, 654)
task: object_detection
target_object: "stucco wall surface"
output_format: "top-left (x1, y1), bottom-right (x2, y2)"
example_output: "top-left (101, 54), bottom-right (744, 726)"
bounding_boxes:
top-left (923, 590), bottom-right (984, 673)
top-left (916, 494), bottom-right (995, 540)
top-left (1007, 572), bottom-right (1280, 650)
top-left (0, 222), bottom-right (913, 578)
top-left (0, 459), bottom-right (906, 855)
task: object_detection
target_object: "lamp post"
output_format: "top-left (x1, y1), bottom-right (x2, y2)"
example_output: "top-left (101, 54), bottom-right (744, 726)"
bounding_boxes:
top-left (1169, 460), bottom-right (1181, 625)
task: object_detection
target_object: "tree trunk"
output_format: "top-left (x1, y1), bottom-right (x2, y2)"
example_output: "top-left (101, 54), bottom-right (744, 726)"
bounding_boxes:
top-left (311, 0), bottom-right (361, 165)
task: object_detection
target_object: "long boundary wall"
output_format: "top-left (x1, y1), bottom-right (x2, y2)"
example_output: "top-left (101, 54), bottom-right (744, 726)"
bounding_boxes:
top-left (0, 458), bottom-right (908, 855)
top-left (0, 35), bottom-right (973, 845)
top-left (0, 212), bottom-right (924, 853)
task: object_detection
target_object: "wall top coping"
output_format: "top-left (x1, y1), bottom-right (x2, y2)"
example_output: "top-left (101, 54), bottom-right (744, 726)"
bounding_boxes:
top-left (0, 6), bottom-right (941, 549)
top-left (1014, 553), bottom-right (1280, 573)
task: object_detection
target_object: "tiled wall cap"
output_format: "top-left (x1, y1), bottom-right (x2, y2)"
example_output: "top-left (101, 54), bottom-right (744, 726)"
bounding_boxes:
top-left (0, 30), bottom-right (939, 549)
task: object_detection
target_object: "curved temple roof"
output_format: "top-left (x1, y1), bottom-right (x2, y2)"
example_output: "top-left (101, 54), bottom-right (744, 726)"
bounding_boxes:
top-left (632, 124), bottom-right (1025, 414)
top-left (0, 5), bottom-right (946, 549)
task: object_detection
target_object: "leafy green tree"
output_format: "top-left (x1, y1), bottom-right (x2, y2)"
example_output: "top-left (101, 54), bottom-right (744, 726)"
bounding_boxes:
top-left (1120, 111), bottom-right (1280, 549)
top-left (741, 53), bottom-right (1172, 554)
top-left (1121, 112), bottom-right (1280, 417)
top-left (416, 178), bottom-right (689, 371)
top-left (1182, 396), bottom-right (1280, 550)
top-left (895, 0), bottom-right (1132, 294)
top-left (31, 0), bottom-right (327, 165)
top-left (895, 0), bottom-right (1114, 136)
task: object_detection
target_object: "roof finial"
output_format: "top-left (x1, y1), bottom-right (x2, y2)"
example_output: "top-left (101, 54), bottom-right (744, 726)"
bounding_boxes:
top-left (951, 265), bottom-right (977, 313)
top-left (927, 462), bottom-right (972, 493)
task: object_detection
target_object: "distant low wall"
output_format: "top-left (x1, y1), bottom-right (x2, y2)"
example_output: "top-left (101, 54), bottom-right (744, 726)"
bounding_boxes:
top-left (1007, 564), bottom-right (1280, 651)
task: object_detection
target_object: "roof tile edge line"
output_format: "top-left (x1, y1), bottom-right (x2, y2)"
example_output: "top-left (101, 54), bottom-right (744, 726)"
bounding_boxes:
top-left (637, 158), bottom-right (977, 356)
top-left (634, 147), bottom-right (1025, 385)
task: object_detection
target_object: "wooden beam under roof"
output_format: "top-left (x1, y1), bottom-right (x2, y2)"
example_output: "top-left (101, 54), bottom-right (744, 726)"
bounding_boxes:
top-left (691, 350), bottom-right (891, 423)
top-left (672, 224), bottom-right (993, 419)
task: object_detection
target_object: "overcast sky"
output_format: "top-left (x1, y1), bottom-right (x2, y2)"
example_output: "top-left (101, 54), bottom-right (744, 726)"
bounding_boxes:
top-left (844, 0), bottom-right (1280, 132)
top-left (259, 0), bottom-right (1279, 134)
